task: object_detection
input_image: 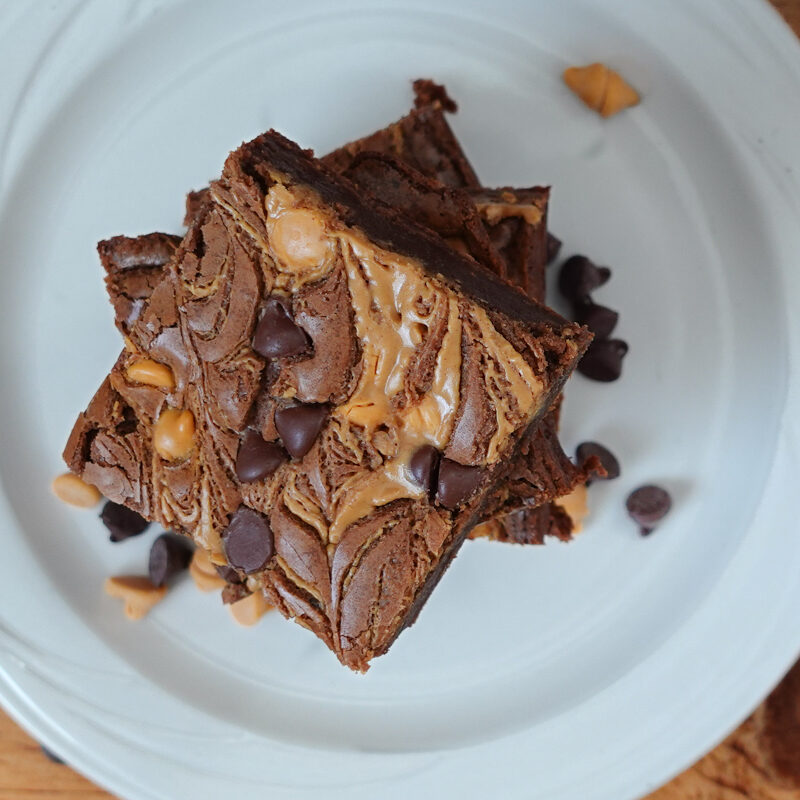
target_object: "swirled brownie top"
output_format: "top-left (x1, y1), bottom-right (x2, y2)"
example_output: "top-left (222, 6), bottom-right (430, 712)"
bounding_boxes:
top-left (65, 130), bottom-right (590, 670)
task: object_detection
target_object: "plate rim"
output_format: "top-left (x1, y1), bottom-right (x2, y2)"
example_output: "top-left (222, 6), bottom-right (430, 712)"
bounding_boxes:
top-left (1, 0), bottom-right (800, 798)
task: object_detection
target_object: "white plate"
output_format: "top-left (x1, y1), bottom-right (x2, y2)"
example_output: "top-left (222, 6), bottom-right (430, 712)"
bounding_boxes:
top-left (1, 1), bottom-right (799, 798)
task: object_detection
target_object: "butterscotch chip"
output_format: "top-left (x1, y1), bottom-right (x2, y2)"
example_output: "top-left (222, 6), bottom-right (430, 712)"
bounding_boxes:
top-left (189, 549), bottom-right (226, 592)
top-left (228, 590), bottom-right (271, 626)
top-left (563, 63), bottom-right (640, 117)
top-left (51, 473), bottom-right (102, 508)
top-left (269, 207), bottom-right (331, 270)
top-left (153, 407), bottom-right (195, 460)
top-left (104, 575), bottom-right (166, 620)
top-left (555, 484), bottom-right (588, 533)
top-left (469, 519), bottom-right (503, 540)
top-left (125, 358), bottom-right (175, 390)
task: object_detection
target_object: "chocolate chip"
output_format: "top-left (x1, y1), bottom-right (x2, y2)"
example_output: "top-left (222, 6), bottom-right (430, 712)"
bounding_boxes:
top-left (409, 445), bottom-right (440, 497)
top-left (436, 459), bottom-right (483, 509)
top-left (575, 301), bottom-right (619, 339)
top-left (235, 429), bottom-right (287, 483)
top-left (558, 255), bottom-right (611, 302)
top-left (100, 501), bottom-right (150, 542)
top-left (274, 403), bottom-right (328, 459)
top-left (148, 532), bottom-right (193, 587)
top-left (577, 338), bottom-right (628, 382)
top-left (40, 744), bottom-right (64, 764)
top-left (626, 485), bottom-right (671, 535)
top-left (222, 506), bottom-right (274, 573)
top-left (576, 441), bottom-right (620, 480)
top-left (252, 297), bottom-right (310, 359)
top-left (546, 233), bottom-right (562, 265)
top-left (215, 563), bottom-right (244, 584)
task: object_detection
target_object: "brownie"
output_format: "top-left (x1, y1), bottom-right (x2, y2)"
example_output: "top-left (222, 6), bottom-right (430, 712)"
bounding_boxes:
top-left (323, 84), bottom-right (596, 544)
top-left (321, 95), bottom-right (481, 190)
top-left (334, 153), bottom-right (597, 515)
top-left (98, 233), bottom-right (181, 339)
top-left (65, 130), bottom-right (589, 670)
top-left (469, 187), bottom-right (549, 302)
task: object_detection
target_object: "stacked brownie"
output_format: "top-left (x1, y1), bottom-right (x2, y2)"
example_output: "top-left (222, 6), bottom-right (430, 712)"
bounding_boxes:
top-left (64, 81), bottom-right (592, 670)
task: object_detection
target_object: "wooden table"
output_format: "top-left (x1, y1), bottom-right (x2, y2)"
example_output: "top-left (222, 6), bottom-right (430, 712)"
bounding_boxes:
top-left (3, 2), bottom-right (799, 797)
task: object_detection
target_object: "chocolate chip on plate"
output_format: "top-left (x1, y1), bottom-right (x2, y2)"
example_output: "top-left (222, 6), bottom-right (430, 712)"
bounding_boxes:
top-left (409, 445), bottom-right (440, 497)
top-left (223, 506), bottom-right (275, 574)
top-left (575, 301), bottom-right (619, 339)
top-left (235, 429), bottom-right (287, 483)
top-left (558, 255), bottom-right (611, 302)
top-left (274, 403), bottom-right (329, 459)
top-left (577, 338), bottom-right (628, 382)
top-left (626, 485), bottom-right (672, 535)
top-left (252, 297), bottom-right (310, 359)
top-left (436, 459), bottom-right (483, 510)
top-left (100, 500), bottom-right (150, 542)
top-left (546, 233), bottom-right (562, 265)
top-left (148, 532), bottom-right (194, 587)
top-left (576, 441), bottom-right (620, 481)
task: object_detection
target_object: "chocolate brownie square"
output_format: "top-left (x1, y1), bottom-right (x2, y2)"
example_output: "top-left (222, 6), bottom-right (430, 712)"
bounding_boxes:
top-left (65, 131), bottom-right (590, 669)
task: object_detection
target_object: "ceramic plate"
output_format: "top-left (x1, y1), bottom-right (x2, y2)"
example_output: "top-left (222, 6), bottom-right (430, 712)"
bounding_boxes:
top-left (1, 1), bottom-right (799, 798)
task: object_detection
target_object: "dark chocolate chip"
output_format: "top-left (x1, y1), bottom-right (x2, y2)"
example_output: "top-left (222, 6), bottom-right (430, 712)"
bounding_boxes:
top-left (436, 459), bottom-right (483, 510)
top-left (100, 501), bottom-right (150, 542)
top-left (148, 532), bottom-right (193, 587)
top-left (215, 563), bottom-right (244, 584)
top-left (575, 301), bottom-right (619, 339)
top-left (274, 403), bottom-right (329, 459)
top-left (577, 338), bottom-right (628, 382)
top-left (235, 429), bottom-right (287, 483)
top-left (558, 255), bottom-right (611, 302)
top-left (409, 445), bottom-right (440, 497)
top-left (576, 441), bottom-right (620, 480)
top-left (546, 233), bottom-right (562, 265)
top-left (626, 485), bottom-right (672, 535)
top-left (252, 297), bottom-right (310, 359)
top-left (223, 506), bottom-right (275, 574)
top-left (40, 744), bottom-right (64, 764)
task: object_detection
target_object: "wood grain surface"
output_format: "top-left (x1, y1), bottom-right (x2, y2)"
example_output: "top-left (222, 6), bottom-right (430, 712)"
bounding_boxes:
top-left (2, 1), bottom-right (798, 798)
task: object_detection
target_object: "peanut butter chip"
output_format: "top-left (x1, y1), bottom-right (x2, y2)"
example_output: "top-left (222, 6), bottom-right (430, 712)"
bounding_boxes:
top-left (104, 575), bottom-right (166, 620)
top-left (270, 208), bottom-right (330, 271)
top-left (563, 63), bottom-right (640, 117)
top-left (51, 473), bottom-right (102, 508)
top-left (125, 358), bottom-right (176, 390)
top-left (228, 590), bottom-right (271, 626)
top-left (189, 549), bottom-right (227, 592)
top-left (153, 407), bottom-right (195, 460)
top-left (556, 484), bottom-right (589, 533)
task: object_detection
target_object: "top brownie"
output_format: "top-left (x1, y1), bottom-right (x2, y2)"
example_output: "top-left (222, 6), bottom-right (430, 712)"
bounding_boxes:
top-left (65, 130), bottom-right (589, 670)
